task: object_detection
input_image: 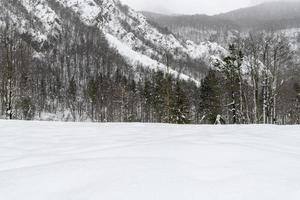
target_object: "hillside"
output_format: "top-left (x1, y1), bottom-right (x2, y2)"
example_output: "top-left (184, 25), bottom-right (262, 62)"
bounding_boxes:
top-left (142, 11), bottom-right (239, 44)
top-left (217, 1), bottom-right (300, 29)
top-left (143, 1), bottom-right (300, 43)
top-left (0, 0), bottom-right (227, 81)
top-left (0, 0), bottom-right (299, 123)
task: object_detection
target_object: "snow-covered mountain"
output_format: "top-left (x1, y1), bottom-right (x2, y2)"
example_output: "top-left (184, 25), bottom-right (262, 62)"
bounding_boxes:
top-left (143, 1), bottom-right (300, 45)
top-left (0, 0), bottom-right (61, 50)
top-left (0, 0), bottom-right (227, 82)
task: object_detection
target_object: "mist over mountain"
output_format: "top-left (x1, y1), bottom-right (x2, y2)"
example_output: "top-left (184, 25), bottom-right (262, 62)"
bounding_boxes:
top-left (217, 1), bottom-right (300, 28)
top-left (122, 0), bottom-right (252, 15)
top-left (142, 1), bottom-right (300, 44)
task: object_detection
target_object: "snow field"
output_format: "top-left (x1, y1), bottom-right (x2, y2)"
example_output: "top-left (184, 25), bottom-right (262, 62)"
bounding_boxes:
top-left (0, 120), bottom-right (300, 200)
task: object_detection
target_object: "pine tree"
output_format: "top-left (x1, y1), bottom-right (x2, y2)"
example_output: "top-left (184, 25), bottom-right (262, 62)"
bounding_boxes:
top-left (163, 74), bottom-right (173, 123)
top-left (87, 77), bottom-right (98, 121)
top-left (152, 71), bottom-right (165, 122)
top-left (199, 70), bottom-right (222, 124)
top-left (170, 79), bottom-right (190, 124)
top-left (142, 79), bottom-right (153, 122)
top-left (294, 83), bottom-right (300, 124)
top-left (215, 44), bottom-right (243, 124)
top-left (67, 77), bottom-right (77, 121)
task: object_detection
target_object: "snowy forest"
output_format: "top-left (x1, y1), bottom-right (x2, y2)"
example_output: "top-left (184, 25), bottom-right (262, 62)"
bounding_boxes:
top-left (1, 19), bottom-right (299, 124)
top-left (0, 1), bottom-right (300, 124)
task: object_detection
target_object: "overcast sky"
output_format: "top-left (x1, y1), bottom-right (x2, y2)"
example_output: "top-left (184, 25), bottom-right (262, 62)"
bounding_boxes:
top-left (121, 0), bottom-right (297, 15)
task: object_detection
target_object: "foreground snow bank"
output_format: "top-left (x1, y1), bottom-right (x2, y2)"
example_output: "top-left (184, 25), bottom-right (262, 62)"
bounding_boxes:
top-left (0, 120), bottom-right (300, 200)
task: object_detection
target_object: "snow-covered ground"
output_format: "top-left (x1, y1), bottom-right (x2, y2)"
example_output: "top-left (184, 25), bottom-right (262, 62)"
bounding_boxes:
top-left (0, 120), bottom-right (300, 200)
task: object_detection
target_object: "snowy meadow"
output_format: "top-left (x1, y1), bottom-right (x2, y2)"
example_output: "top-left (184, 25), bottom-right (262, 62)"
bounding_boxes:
top-left (0, 120), bottom-right (300, 200)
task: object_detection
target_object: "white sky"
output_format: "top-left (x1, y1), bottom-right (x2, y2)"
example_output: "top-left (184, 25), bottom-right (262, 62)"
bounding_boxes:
top-left (120, 0), bottom-right (298, 15)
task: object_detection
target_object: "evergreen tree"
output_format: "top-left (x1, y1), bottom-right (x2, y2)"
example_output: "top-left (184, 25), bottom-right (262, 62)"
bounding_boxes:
top-left (67, 77), bottom-right (77, 121)
top-left (216, 44), bottom-right (243, 124)
top-left (142, 79), bottom-right (153, 122)
top-left (152, 71), bottom-right (165, 122)
top-left (87, 77), bottom-right (98, 121)
top-left (199, 70), bottom-right (222, 124)
top-left (170, 79), bottom-right (190, 124)
top-left (163, 74), bottom-right (173, 123)
top-left (294, 83), bottom-right (300, 124)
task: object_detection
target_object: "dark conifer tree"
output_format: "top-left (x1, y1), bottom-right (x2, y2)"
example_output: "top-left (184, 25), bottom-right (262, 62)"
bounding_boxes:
top-left (170, 79), bottom-right (190, 124)
top-left (67, 77), bottom-right (77, 121)
top-left (216, 44), bottom-right (242, 124)
top-left (153, 71), bottom-right (166, 122)
top-left (199, 70), bottom-right (222, 124)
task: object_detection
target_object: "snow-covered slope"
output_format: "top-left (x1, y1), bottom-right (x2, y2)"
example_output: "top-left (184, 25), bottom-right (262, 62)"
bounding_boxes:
top-left (280, 28), bottom-right (300, 62)
top-left (0, 0), bottom-right (61, 49)
top-left (0, 0), bottom-right (227, 81)
top-left (0, 120), bottom-right (300, 200)
top-left (105, 33), bottom-right (199, 82)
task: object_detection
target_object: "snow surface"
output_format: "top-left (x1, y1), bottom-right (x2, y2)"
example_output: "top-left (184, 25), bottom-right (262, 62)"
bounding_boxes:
top-left (57, 0), bottom-right (101, 25)
top-left (21, 0), bottom-right (61, 35)
top-left (106, 33), bottom-right (199, 84)
top-left (1, 120), bottom-right (300, 200)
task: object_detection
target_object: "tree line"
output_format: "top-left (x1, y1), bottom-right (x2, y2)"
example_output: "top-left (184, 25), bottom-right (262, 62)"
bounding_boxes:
top-left (212, 32), bottom-right (300, 124)
top-left (0, 17), bottom-right (299, 124)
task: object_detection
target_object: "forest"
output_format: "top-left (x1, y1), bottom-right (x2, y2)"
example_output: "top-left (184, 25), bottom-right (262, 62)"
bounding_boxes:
top-left (0, 15), bottom-right (299, 124)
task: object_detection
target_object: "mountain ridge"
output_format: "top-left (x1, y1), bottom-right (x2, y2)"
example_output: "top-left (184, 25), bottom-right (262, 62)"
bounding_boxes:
top-left (0, 0), bottom-right (228, 82)
top-left (142, 1), bottom-right (300, 45)
top-left (143, 1), bottom-right (300, 30)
